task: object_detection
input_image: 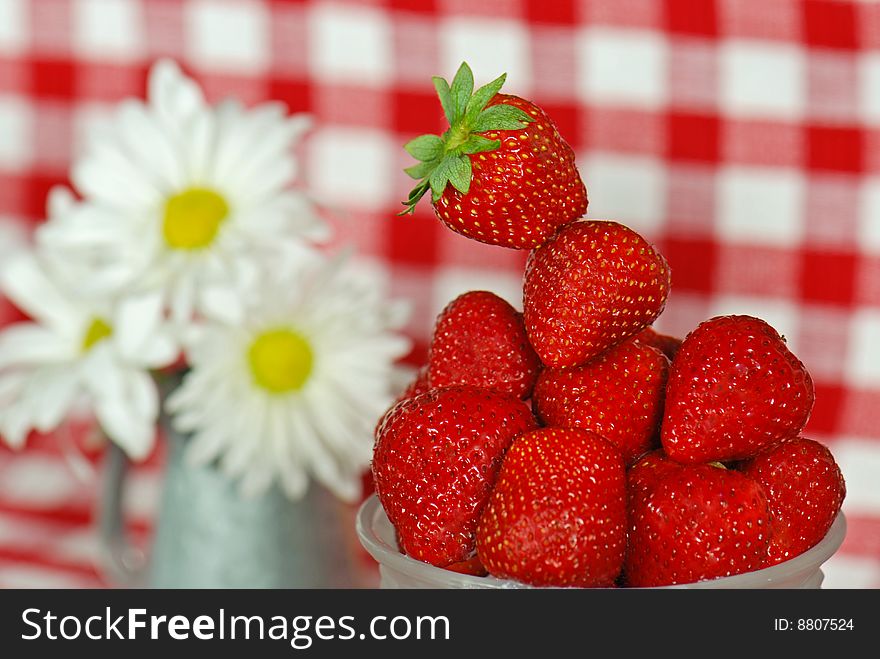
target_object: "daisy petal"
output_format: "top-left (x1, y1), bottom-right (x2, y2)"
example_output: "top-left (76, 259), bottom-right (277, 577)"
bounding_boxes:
top-left (0, 323), bottom-right (77, 368)
top-left (0, 254), bottom-right (85, 332)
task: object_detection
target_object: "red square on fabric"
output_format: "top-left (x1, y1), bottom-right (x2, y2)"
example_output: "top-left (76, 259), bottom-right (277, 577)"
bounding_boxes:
top-left (803, 0), bottom-right (858, 51)
top-left (268, 77), bottom-right (312, 113)
top-left (804, 381), bottom-right (844, 435)
top-left (799, 249), bottom-right (857, 306)
top-left (388, 0), bottom-right (438, 13)
top-left (25, 173), bottom-right (69, 223)
top-left (667, 112), bottom-right (720, 163)
top-left (540, 103), bottom-right (581, 152)
top-left (30, 59), bottom-right (77, 100)
top-left (391, 89), bottom-right (445, 136)
top-left (525, 0), bottom-right (576, 24)
top-left (658, 236), bottom-right (716, 293)
top-left (807, 125), bottom-right (864, 174)
top-left (388, 211), bottom-right (443, 267)
top-left (664, 0), bottom-right (717, 36)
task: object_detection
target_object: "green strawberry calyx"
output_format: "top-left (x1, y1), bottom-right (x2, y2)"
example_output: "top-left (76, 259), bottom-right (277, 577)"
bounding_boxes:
top-left (398, 62), bottom-right (535, 216)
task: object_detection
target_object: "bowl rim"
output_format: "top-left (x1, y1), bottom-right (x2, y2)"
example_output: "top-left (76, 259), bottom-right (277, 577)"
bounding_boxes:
top-left (355, 494), bottom-right (848, 589)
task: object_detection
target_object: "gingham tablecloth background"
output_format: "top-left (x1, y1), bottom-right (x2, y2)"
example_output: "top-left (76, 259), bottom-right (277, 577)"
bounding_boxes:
top-left (0, 0), bottom-right (878, 588)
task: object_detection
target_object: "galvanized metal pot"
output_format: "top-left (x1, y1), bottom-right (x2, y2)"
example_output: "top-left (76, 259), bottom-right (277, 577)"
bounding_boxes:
top-left (97, 425), bottom-right (362, 589)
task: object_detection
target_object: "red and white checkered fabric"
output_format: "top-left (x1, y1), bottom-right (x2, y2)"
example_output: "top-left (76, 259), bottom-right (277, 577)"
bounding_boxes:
top-left (0, 0), bottom-right (878, 588)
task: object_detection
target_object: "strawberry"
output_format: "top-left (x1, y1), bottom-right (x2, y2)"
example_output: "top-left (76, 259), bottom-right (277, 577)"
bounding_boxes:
top-left (634, 326), bottom-right (682, 361)
top-left (444, 555), bottom-right (488, 577)
top-left (476, 427), bottom-right (627, 587)
top-left (399, 62), bottom-right (587, 249)
top-left (372, 385), bottom-right (537, 567)
top-left (739, 436), bottom-right (845, 566)
top-left (661, 315), bottom-right (815, 464)
top-left (523, 220), bottom-right (671, 368)
top-left (626, 449), bottom-right (683, 502)
top-left (624, 464), bottom-right (771, 587)
top-left (428, 290), bottom-right (539, 399)
top-left (533, 338), bottom-right (669, 465)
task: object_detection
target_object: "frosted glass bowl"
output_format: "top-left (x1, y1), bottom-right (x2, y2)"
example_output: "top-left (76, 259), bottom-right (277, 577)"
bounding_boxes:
top-left (356, 494), bottom-right (846, 589)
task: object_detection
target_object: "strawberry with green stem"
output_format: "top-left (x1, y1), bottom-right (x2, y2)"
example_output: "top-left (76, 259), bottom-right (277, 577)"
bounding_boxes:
top-left (400, 62), bottom-right (588, 249)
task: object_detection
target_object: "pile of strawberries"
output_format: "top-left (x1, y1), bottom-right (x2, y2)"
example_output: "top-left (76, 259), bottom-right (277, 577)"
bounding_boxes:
top-left (371, 64), bottom-right (846, 588)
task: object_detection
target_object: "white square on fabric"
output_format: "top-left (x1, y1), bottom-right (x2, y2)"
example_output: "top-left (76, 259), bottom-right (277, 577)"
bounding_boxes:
top-left (0, 0), bottom-right (27, 54)
top-left (576, 28), bottom-right (668, 109)
top-left (0, 95), bottom-right (32, 168)
top-left (721, 40), bottom-right (807, 119)
top-left (858, 177), bottom-right (880, 254)
top-left (431, 267), bottom-right (524, 322)
top-left (186, 0), bottom-right (270, 73)
top-left (72, 0), bottom-right (143, 61)
top-left (439, 18), bottom-right (532, 94)
top-left (860, 52), bottom-right (880, 126)
top-left (846, 309), bottom-right (880, 387)
top-left (580, 152), bottom-right (667, 234)
top-left (717, 166), bottom-right (805, 246)
top-left (308, 127), bottom-right (395, 211)
top-left (308, 3), bottom-right (393, 87)
top-left (708, 295), bottom-right (800, 350)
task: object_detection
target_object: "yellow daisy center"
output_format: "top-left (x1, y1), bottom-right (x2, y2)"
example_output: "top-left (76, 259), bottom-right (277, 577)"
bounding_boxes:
top-left (248, 328), bottom-right (314, 394)
top-left (82, 317), bottom-right (113, 352)
top-left (162, 187), bottom-right (229, 250)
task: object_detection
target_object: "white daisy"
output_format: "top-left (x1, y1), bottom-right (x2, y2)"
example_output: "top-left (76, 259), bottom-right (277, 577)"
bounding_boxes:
top-left (37, 58), bottom-right (328, 327)
top-left (165, 250), bottom-right (411, 501)
top-left (0, 251), bottom-right (177, 459)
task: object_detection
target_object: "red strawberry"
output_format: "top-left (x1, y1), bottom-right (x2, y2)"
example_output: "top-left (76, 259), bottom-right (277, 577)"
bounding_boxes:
top-left (399, 62), bottom-right (587, 249)
top-left (428, 291), bottom-right (539, 399)
top-left (626, 449), bottom-right (683, 502)
top-left (444, 556), bottom-right (488, 577)
top-left (372, 386), bottom-right (537, 567)
top-left (533, 338), bottom-right (669, 464)
top-left (635, 326), bottom-right (683, 361)
top-left (523, 220), bottom-right (671, 368)
top-left (740, 437), bottom-right (845, 566)
top-left (476, 427), bottom-right (627, 587)
top-left (662, 315), bottom-right (815, 464)
top-left (625, 464), bottom-right (771, 587)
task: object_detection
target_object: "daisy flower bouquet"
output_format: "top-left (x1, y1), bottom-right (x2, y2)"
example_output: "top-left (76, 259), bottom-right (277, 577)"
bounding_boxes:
top-left (0, 61), bottom-right (410, 586)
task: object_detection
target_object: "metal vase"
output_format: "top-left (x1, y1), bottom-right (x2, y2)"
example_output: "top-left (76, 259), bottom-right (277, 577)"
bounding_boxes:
top-left (98, 425), bottom-right (362, 589)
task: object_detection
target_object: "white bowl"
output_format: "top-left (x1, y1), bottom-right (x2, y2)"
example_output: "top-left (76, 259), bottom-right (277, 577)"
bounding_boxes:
top-left (356, 494), bottom-right (847, 589)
